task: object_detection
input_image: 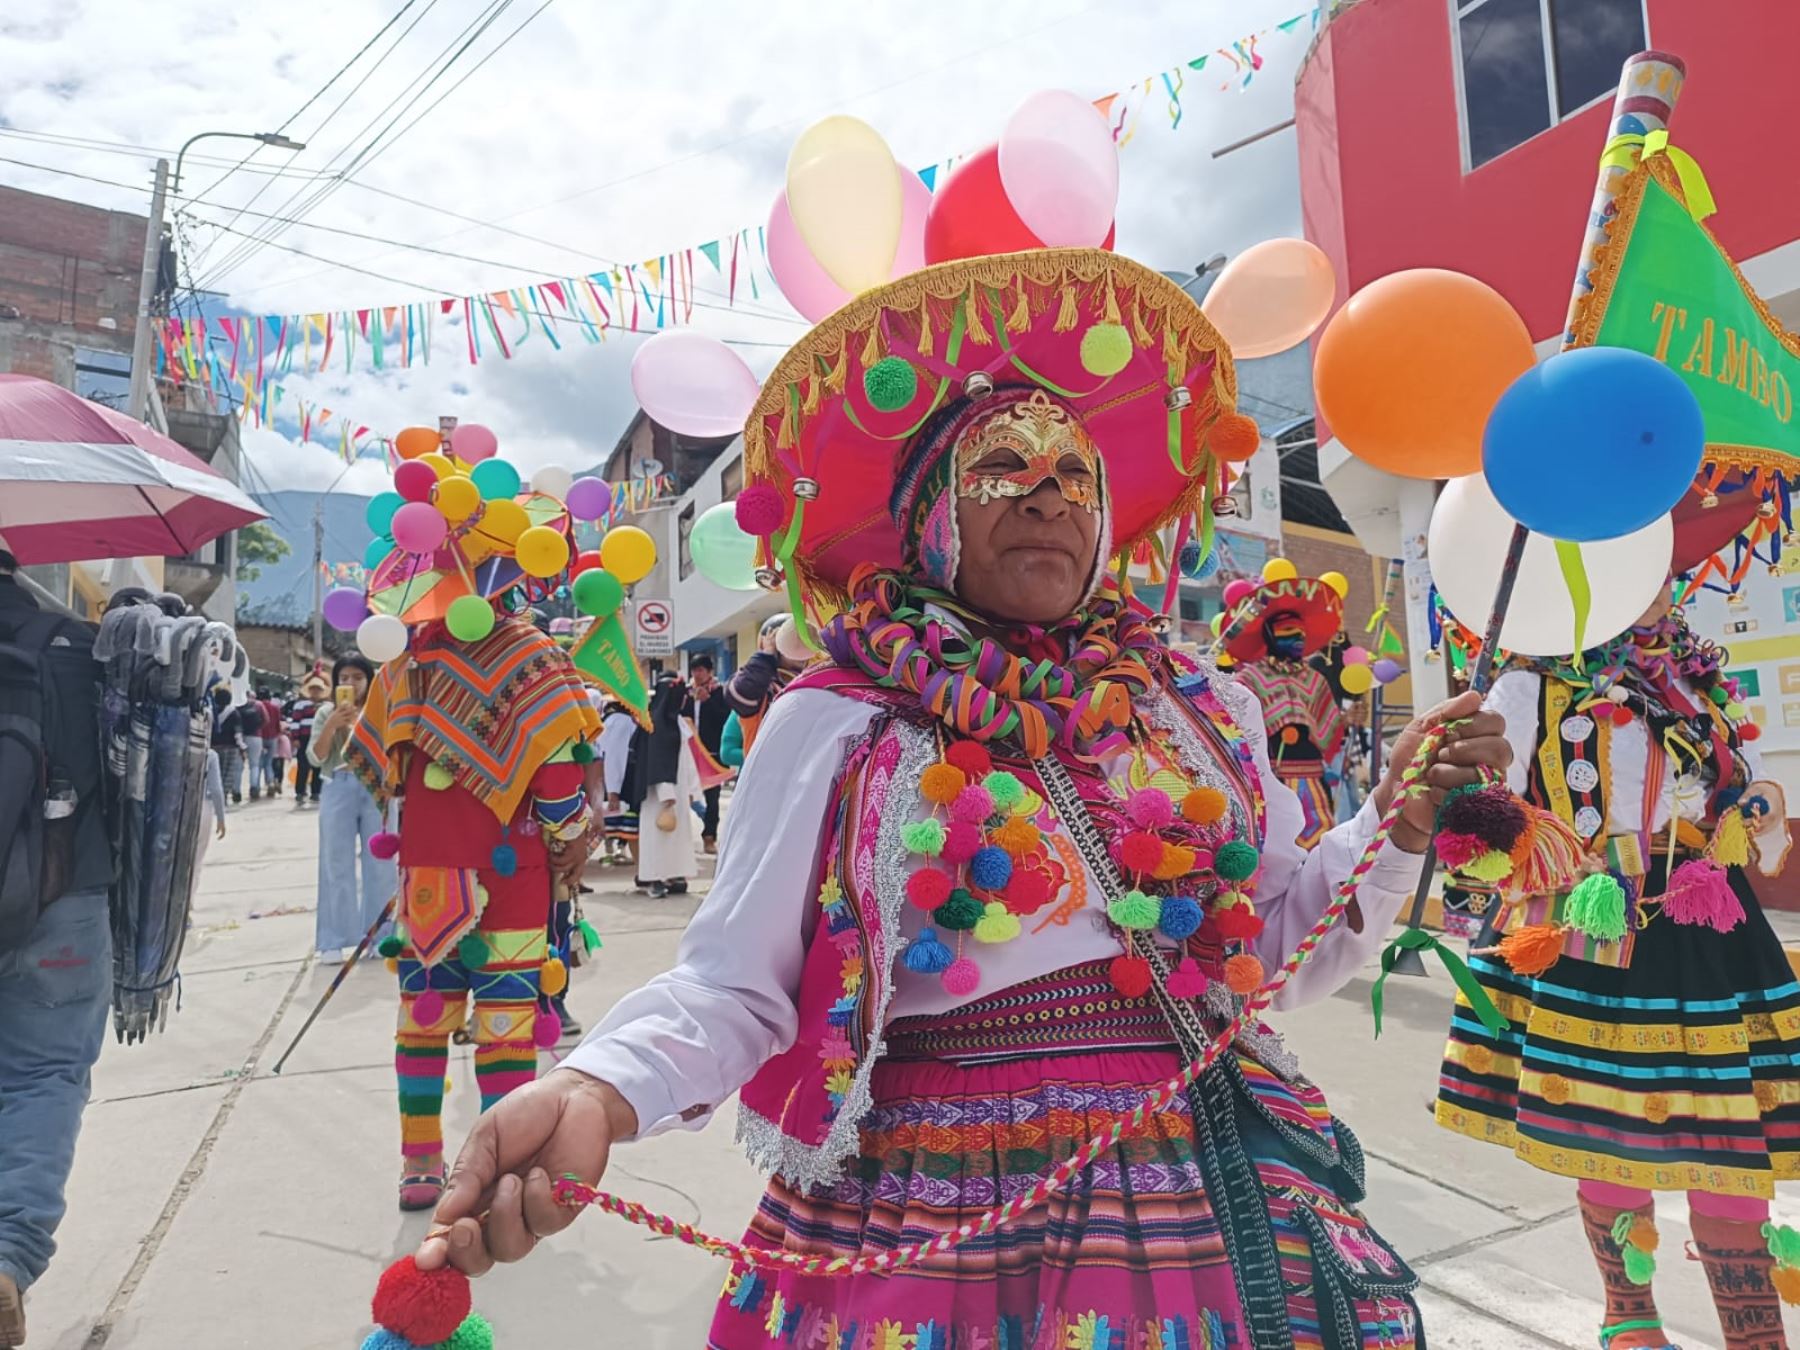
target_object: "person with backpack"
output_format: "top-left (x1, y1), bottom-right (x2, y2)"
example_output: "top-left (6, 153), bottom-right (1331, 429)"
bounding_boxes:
top-left (0, 549), bottom-right (113, 1347)
top-left (237, 694), bottom-right (267, 801)
top-left (210, 688), bottom-right (246, 806)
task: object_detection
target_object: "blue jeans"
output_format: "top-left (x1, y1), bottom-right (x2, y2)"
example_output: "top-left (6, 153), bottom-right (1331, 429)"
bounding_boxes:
top-left (315, 772), bottom-right (395, 952)
top-left (0, 887), bottom-right (110, 1291)
top-left (243, 736), bottom-right (265, 798)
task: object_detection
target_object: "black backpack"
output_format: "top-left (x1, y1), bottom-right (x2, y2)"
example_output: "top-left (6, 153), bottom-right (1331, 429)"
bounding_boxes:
top-left (0, 605), bottom-right (100, 950)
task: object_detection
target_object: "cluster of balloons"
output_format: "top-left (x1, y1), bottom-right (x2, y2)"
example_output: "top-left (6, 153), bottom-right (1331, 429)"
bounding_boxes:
top-left (1313, 269), bottom-right (1706, 656)
top-left (1337, 645), bottom-right (1403, 697)
top-left (322, 423), bottom-right (661, 662)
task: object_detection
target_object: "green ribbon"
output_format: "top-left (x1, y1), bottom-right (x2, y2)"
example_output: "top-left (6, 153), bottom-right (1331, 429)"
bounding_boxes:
top-left (1370, 927), bottom-right (1508, 1038)
top-left (577, 919), bottom-right (602, 954)
top-left (1554, 538), bottom-right (1592, 657)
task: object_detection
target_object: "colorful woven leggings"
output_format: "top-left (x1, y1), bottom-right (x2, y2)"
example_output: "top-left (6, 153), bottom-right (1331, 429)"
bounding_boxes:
top-left (395, 924), bottom-right (547, 1158)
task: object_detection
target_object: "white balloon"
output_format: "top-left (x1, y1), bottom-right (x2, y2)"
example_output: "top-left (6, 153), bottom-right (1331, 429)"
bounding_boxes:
top-left (1429, 474), bottom-right (1671, 657)
top-left (356, 613), bottom-right (409, 663)
top-left (531, 465), bottom-right (574, 499)
top-left (773, 616), bottom-right (813, 664)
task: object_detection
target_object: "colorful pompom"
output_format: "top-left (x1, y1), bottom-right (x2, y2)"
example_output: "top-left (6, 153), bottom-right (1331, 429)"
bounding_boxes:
top-left (1125, 787), bottom-right (1175, 830)
top-left (1564, 872), bottom-right (1627, 941)
top-left (951, 784), bottom-right (995, 823)
top-left (863, 355), bottom-right (919, 412)
top-left (1213, 905), bottom-right (1265, 941)
top-left (377, 934), bottom-right (404, 959)
top-left (1764, 1221), bottom-right (1800, 1270)
top-left (1108, 954), bottom-right (1153, 998)
top-left (1439, 784), bottom-right (1528, 851)
top-left (1002, 869), bottom-right (1053, 915)
top-left (539, 956), bottom-right (568, 997)
top-left (442, 1311), bottom-right (496, 1350)
top-left (385, 957), bottom-right (400, 974)
top-left (1434, 831), bottom-right (1486, 871)
top-left (941, 821), bottom-right (983, 865)
top-left (1213, 840), bottom-right (1260, 882)
top-left (1107, 889), bottom-right (1163, 931)
top-left (902, 926), bottom-right (954, 974)
top-left (982, 771), bottom-right (1026, 813)
top-left (906, 869), bottom-right (952, 911)
top-left (1153, 844), bottom-right (1197, 881)
top-left (1079, 322), bottom-right (1133, 377)
top-left (369, 831), bottom-right (401, 860)
top-left (734, 483), bottom-right (787, 537)
top-left (423, 762), bottom-right (455, 791)
top-left (1495, 923), bottom-right (1565, 976)
top-left (570, 741), bottom-right (596, 765)
top-left (973, 901), bottom-right (1022, 944)
top-left (1460, 849), bottom-right (1515, 884)
top-left (370, 1256), bottom-right (472, 1346)
top-left (968, 846), bottom-right (1013, 892)
top-left (532, 1011), bottom-right (562, 1050)
top-left (1157, 895), bottom-right (1204, 941)
top-left (1773, 1264), bottom-right (1800, 1306)
top-left (941, 957), bottom-right (981, 996)
top-left (1182, 787), bottom-right (1228, 825)
top-left (933, 889), bottom-right (983, 931)
top-left (1224, 953), bottom-right (1265, 995)
top-left (993, 815), bottom-right (1042, 857)
top-left (1621, 1243), bottom-right (1657, 1286)
top-left (919, 762), bottom-right (967, 806)
top-left (1209, 412), bottom-right (1262, 463)
top-left (1165, 956), bottom-right (1208, 999)
top-left (944, 741), bottom-right (993, 776)
top-left (490, 843), bottom-right (518, 877)
top-left (1661, 859), bottom-right (1745, 933)
top-left (901, 819), bottom-right (947, 857)
top-left (361, 1331), bottom-right (415, 1350)
top-left (1119, 831), bottom-right (1166, 876)
top-left (457, 933), bottom-right (490, 970)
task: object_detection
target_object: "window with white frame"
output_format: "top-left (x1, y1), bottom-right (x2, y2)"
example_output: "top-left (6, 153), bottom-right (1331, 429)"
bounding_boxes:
top-left (1452, 0), bottom-right (1647, 169)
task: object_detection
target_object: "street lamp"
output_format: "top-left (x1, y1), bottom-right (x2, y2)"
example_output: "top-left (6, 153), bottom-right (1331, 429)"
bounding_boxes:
top-left (127, 130), bottom-right (309, 420)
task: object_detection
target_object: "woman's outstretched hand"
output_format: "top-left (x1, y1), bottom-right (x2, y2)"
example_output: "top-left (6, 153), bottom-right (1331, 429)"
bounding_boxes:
top-left (1372, 690), bottom-right (1513, 853)
top-left (415, 1067), bottom-right (637, 1276)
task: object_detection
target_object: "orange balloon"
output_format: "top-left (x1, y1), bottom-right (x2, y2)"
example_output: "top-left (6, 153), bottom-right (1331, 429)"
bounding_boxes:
top-left (395, 426), bottom-right (441, 461)
top-left (1312, 269), bottom-right (1534, 480)
top-left (1201, 238), bottom-right (1336, 360)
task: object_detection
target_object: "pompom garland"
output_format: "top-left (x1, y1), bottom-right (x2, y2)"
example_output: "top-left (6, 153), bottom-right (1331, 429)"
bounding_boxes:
top-left (1565, 872), bottom-right (1628, 941)
top-left (941, 821), bottom-right (983, 865)
top-left (919, 763), bottom-right (967, 805)
top-left (1002, 869), bottom-right (1053, 915)
top-left (1224, 953), bottom-right (1265, 995)
top-left (952, 785), bottom-right (996, 823)
top-left (1119, 831), bottom-right (1166, 875)
top-left (1157, 896), bottom-right (1203, 941)
top-left (1494, 923), bottom-right (1565, 976)
top-left (1125, 788), bottom-right (1175, 830)
top-left (969, 846), bottom-right (1013, 891)
top-left (906, 869), bottom-right (952, 910)
top-left (993, 816), bottom-right (1042, 857)
top-left (973, 902), bottom-right (1022, 944)
top-left (944, 741), bottom-right (993, 776)
top-left (1213, 840), bottom-right (1260, 882)
top-left (1108, 954), bottom-right (1153, 997)
top-left (901, 819), bottom-right (947, 857)
top-left (933, 890), bottom-right (983, 931)
top-left (982, 771), bottom-right (1026, 813)
top-left (1107, 890), bottom-right (1163, 930)
top-left (1182, 787), bottom-right (1227, 825)
top-left (1165, 957), bottom-right (1207, 998)
top-left (1661, 859), bottom-right (1745, 932)
top-left (941, 957), bottom-right (980, 996)
top-left (1153, 843), bottom-right (1196, 881)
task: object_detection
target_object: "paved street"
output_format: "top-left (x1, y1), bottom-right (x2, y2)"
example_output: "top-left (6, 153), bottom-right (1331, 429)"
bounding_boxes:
top-left (25, 799), bottom-right (1792, 1349)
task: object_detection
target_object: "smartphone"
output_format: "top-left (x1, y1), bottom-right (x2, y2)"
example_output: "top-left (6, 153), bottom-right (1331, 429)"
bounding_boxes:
top-left (334, 685), bottom-right (355, 706)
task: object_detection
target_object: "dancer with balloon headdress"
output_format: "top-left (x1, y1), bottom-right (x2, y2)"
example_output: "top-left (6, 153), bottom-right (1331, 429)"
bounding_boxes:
top-left (333, 421), bottom-right (606, 1212)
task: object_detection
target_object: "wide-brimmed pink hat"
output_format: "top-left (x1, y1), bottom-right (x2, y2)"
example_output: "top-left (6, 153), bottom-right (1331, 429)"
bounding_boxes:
top-left (732, 248), bottom-right (1258, 606)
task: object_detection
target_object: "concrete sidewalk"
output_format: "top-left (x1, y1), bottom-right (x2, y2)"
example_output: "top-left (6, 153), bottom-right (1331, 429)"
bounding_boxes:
top-left (22, 799), bottom-right (1787, 1348)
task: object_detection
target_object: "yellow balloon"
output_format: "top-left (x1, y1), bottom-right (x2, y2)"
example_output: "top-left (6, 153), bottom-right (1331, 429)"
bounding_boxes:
top-left (1210, 613), bottom-right (1226, 637)
top-left (1339, 663), bottom-right (1374, 696)
top-left (786, 115), bottom-right (903, 293)
top-left (479, 498), bottom-right (529, 547)
top-left (600, 525), bottom-right (656, 585)
top-left (1319, 570), bottom-right (1350, 599)
top-left (1262, 558), bottom-right (1298, 584)
top-left (419, 451), bottom-right (457, 480)
top-left (434, 475), bottom-right (481, 523)
top-left (515, 526), bottom-right (571, 579)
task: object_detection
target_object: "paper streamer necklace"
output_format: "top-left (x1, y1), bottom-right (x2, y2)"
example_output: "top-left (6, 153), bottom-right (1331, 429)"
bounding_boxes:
top-left (547, 724), bottom-right (1453, 1279)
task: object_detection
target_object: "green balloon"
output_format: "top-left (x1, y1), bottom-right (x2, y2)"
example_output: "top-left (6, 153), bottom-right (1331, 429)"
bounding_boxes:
top-left (365, 491), bottom-right (404, 536)
top-left (364, 536), bottom-right (395, 572)
top-left (572, 568), bottom-right (624, 619)
top-left (688, 501), bottom-right (760, 592)
top-left (470, 458), bottom-right (521, 501)
top-left (445, 594), bottom-right (497, 641)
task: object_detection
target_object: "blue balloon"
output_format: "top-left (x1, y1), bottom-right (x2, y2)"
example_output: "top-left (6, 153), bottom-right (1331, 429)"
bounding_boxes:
top-left (1482, 347), bottom-right (1703, 542)
top-left (364, 491), bottom-right (403, 537)
top-left (364, 536), bottom-right (394, 572)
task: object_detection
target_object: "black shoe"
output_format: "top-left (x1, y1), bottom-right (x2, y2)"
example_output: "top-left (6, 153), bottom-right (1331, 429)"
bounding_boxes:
top-left (558, 1012), bottom-right (583, 1038)
top-left (668, 879), bottom-right (689, 895)
top-left (647, 881), bottom-right (669, 899)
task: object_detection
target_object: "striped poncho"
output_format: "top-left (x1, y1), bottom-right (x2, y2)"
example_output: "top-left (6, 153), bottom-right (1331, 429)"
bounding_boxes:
top-left (347, 618), bottom-right (601, 825)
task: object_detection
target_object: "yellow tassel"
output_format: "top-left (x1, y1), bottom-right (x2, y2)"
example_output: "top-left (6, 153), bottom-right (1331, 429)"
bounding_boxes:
top-left (801, 368), bottom-right (822, 415)
top-left (775, 398), bottom-right (795, 451)
top-left (1102, 270), bottom-right (1121, 326)
top-left (1053, 283), bottom-right (1081, 333)
top-left (964, 289), bottom-right (991, 346)
top-left (1710, 808), bottom-right (1750, 868)
top-left (917, 299), bottom-right (934, 358)
top-left (859, 323), bottom-right (882, 370)
top-left (1007, 283), bottom-right (1031, 336)
top-left (1130, 296), bottom-right (1154, 348)
top-left (1162, 324), bottom-right (1185, 373)
top-left (821, 351), bottom-right (848, 396)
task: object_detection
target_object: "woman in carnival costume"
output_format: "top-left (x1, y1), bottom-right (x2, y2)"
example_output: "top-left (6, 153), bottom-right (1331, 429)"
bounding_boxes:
top-left (1436, 488), bottom-right (1795, 1350)
top-left (344, 437), bottom-right (601, 1212)
top-left (418, 247), bottom-right (1516, 1346)
top-left (1217, 562), bottom-right (1354, 849)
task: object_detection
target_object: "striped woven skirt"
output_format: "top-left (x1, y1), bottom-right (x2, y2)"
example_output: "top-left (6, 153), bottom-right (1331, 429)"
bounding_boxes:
top-left (708, 962), bottom-right (1422, 1350)
top-left (1275, 764), bottom-right (1334, 852)
top-left (1436, 863), bottom-right (1800, 1198)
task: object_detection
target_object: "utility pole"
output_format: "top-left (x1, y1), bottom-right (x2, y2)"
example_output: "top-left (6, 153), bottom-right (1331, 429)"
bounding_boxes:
top-left (312, 499), bottom-right (325, 662)
top-left (126, 158), bottom-right (169, 422)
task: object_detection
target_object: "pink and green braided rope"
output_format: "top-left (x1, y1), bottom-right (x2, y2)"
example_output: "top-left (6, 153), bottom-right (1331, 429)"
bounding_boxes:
top-left (551, 725), bottom-right (1453, 1277)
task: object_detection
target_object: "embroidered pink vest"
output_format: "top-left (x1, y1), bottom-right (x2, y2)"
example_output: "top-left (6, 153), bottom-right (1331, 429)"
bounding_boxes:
top-left (735, 662), bottom-right (1265, 1194)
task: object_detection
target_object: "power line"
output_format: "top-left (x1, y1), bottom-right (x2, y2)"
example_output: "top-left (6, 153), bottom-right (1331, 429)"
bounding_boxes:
top-left (0, 127), bottom-right (334, 177)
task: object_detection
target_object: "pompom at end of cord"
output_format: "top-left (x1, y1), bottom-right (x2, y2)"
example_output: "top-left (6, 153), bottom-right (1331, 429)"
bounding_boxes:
top-left (933, 889), bottom-right (983, 931)
top-left (900, 819), bottom-right (947, 857)
top-left (369, 831), bottom-right (401, 860)
top-left (533, 1009), bottom-right (563, 1049)
top-left (1002, 868), bottom-right (1053, 915)
top-left (973, 901), bottom-right (1022, 943)
top-left (570, 741), bottom-right (596, 765)
top-left (457, 933), bottom-right (490, 970)
top-left (863, 355), bottom-right (919, 412)
top-left (734, 484), bottom-right (787, 537)
top-left (1564, 872), bottom-right (1628, 941)
top-left (906, 868), bottom-right (953, 910)
top-left (1213, 905), bottom-right (1264, 941)
top-left (941, 957), bottom-right (981, 996)
top-left (377, 934), bottom-right (404, 959)
top-left (1495, 922), bottom-right (1565, 976)
top-left (1209, 412), bottom-right (1261, 463)
top-left (1107, 890), bottom-right (1163, 931)
top-left (1125, 787), bottom-right (1175, 829)
top-left (968, 846), bottom-right (1013, 891)
top-left (1213, 840), bottom-right (1260, 882)
top-left (1434, 831), bottom-right (1486, 871)
top-left (902, 926), bottom-right (954, 974)
top-left (370, 1255), bottom-right (472, 1346)
top-left (361, 1331), bottom-right (416, 1350)
top-left (1661, 859), bottom-right (1746, 932)
top-left (1157, 895), bottom-right (1203, 941)
top-left (1460, 849), bottom-right (1516, 884)
top-left (1224, 953), bottom-right (1265, 995)
top-left (539, 955), bottom-right (568, 996)
top-left (1182, 787), bottom-right (1227, 825)
top-left (918, 762), bottom-right (967, 805)
top-left (490, 844), bottom-right (517, 877)
top-left (951, 785), bottom-right (995, 823)
top-left (1164, 956), bottom-right (1208, 999)
top-left (1119, 831), bottom-right (1166, 876)
top-left (1439, 783), bottom-right (1529, 852)
top-left (1109, 954), bottom-right (1153, 998)
top-left (410, 989), bottom-right (446, 1028)
top-left (1709, 808), bottom-right (1752, 869)
top-left (940, 821), bottom-right (983, 865)
top-left (441, 1312), bottom-right (496, 1350)
top-left (981, 770), bottom-right (1026, 813)
top-left (944, 740), bottom-right (992, 776)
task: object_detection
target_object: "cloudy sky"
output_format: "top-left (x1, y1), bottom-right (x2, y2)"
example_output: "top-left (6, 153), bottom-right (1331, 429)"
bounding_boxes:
top-left (1, 0), bottom-right (1313, 517)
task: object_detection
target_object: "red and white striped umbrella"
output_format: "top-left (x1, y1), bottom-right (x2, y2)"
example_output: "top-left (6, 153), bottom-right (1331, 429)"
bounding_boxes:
top-left (0, 374), bottom-right (265, 564)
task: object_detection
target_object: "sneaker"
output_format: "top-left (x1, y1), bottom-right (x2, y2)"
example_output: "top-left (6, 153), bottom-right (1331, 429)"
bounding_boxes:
top-left (668, 879), bottom-right (689, 895)
top-left (647, 881), bottom-right (670, 899)
top-left (559, 1011), bottom-right (583, 1038)
top-left (0, 1270), bottom-right (22, 1349)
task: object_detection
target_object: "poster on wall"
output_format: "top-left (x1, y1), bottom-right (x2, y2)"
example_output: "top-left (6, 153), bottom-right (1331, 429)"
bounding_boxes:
top-left (1684, 558), bottom-right (1800, 757)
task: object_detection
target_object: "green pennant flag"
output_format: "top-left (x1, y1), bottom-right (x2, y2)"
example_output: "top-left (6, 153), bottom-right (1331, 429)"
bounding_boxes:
top-left (1573, 156), bottom-right (1798, 482)
top-left (571, 611), bottom-right (651, 729)
top-left (698, 240), bottom-right (722, 271)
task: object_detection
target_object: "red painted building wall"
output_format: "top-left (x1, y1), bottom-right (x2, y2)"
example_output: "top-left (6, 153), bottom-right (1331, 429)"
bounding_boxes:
top-left (1297, 0), bottom-right (1800, 341)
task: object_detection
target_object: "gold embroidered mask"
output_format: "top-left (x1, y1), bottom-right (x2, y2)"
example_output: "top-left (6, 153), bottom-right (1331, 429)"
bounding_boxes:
top-left (953, 389), bottom-right (1102, 513)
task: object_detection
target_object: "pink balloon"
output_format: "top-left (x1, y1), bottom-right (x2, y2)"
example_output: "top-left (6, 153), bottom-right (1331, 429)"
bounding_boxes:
top-left (391, 501), bottom-right (448, 554)
top-left (629, 330), bottom-right (761, 439)
top-left (768, 190), bottom-right (850, 323)
top-left (450, 423), bottom-right (498, 463)
top-left (1201, 238), bottom-right (1337, 360)
top-left (998, 90), bottom-right (1119, 248)
top-left (394, 459), bottom-right (436, 504)
top-left (1343, 646), bottom-right (1370, 665)
top-left (1222, 579), bottom-right (1257, 608)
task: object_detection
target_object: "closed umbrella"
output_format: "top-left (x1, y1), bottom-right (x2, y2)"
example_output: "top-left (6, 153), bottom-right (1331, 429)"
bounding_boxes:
top-left (0, 374), bottom-right (264, 563)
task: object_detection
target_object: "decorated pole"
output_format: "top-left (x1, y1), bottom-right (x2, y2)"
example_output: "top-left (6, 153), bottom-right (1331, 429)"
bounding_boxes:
top-left (272, 896), bottom-right (396, 1075)
top-left (1384, 51), bottom-right (1687, 976)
